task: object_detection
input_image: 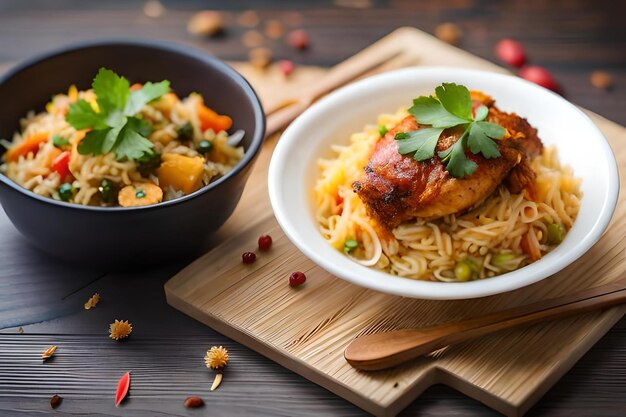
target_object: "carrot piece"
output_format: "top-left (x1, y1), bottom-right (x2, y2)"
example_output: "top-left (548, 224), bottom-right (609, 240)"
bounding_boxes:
top-left (521, 229), bottom-right (542, 262)
top-left (130, 83), bottom-right (143, 91)
top-left (198, 103), bottom-right (232, 132)
top-left (4, 132), bottom-right (49, 162)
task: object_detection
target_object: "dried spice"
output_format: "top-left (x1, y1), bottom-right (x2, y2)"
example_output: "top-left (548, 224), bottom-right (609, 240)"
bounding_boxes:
top-left (41, 345), bottom-right (58, 361)
top-left (184, 396), bottom-right (205, 408)
top-left (205, 346), bottom-right (229, 391)
top-left (50, 394), bottom-right (62, 409)
top-left (109, 320), bottom-right (133, 340)
top-left (286, 30), bottom-right (309, 50)
top-left (590, 70), bottom-right (613, 90)
top-left (264, 20), bottom-right (284, 39)
top-left (115, 371), bottom-right (130, 406)
top-left (143, 0), bottom-right (165, 18)
top-left (435, 22), bottom-right (462, 45)
top-left (277, 60), bottom-right (295, 78)
top-left (84, 293), bottom-right (100, 310)
top-left (18, 327), bottom-right (24, 334)
top-left (188, 11), bottom-right (224, 37)
top-left (495, 38), bottom-right (526, 67)
top-left (237, 10), bottom-right (259, 28)
top-left (242, 30), bottom-right (264, 48)
top-left (249, 48), bottom-right (272, 70)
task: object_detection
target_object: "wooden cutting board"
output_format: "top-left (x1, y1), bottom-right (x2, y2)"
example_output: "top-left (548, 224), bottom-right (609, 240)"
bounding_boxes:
top-left (165, 27), bottom-right (626, 417)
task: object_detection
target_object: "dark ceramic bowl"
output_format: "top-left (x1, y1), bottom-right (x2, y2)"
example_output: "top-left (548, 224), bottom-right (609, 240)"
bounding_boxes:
top-left (0, 39), bottom-right (265, 266)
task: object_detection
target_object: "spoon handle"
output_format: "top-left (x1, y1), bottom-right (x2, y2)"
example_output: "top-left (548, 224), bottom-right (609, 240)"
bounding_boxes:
top-left (344, 282), bottom-right (626, 371)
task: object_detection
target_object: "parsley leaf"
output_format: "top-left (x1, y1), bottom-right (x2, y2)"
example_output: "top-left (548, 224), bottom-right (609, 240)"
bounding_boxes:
top-left (395, 127), bottom-right (444, 161)
top-left (125, 81), bottom-right (170, 115)
top-left (66, 67), bottom-right (169, 161)
top-left (67, 99), bottom-right (108, 130)
top-left (395, 82), bottom-right (506, 178)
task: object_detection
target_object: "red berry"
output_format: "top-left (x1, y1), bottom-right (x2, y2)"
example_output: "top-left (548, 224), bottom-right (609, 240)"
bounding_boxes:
top-left (242, 251), bottom-right (256, 264)
top-left (289, 271), bottom-right (306, 287)
top-left (495, 39), bottom-right (526, 68)
top-left (258, 235), bottom-right (273, 251)
top-left (277, 60), bottom-right (295, 77)
top-left (518, 65), bottom-right (559, 92)
top-left (286, 30), bottom-right (309, 50)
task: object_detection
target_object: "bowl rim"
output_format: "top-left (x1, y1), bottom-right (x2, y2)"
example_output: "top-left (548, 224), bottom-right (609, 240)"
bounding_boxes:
top-left (268, 66), bottom-right (620, 299)
top-left (0, 37), bottom-right (266, 212)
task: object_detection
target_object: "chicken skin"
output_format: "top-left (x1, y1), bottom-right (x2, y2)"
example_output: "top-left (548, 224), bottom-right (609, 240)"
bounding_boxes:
top-left (352, 92), bottom-right (543, 229)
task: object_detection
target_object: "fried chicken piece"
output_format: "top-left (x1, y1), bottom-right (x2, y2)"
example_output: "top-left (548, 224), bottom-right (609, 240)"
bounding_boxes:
top-left (353, 92), bottom-right (542, 229)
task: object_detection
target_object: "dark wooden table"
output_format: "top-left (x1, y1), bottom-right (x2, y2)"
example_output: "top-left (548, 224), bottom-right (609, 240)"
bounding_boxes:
top-left (1, 1), bottom-right (625, 416)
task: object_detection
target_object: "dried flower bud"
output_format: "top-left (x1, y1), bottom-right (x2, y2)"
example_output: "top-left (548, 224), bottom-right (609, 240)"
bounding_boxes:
top-left (109, 319), bottom-right (133, 340)
top-left (188, 11), bottom-right (224, 37)
top-left (435, 23), bottom-right (462, 45)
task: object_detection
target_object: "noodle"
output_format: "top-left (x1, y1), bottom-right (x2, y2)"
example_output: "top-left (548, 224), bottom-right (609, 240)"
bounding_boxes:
top-left (314, 109), bottom-right (582, 282)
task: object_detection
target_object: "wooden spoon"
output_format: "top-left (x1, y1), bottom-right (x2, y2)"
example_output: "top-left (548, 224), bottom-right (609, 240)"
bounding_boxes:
top-left (344, 281), bottom-right (626, 371)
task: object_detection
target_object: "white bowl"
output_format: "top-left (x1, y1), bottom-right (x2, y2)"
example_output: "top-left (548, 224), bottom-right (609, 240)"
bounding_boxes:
top-left (268, 67), bottom-right (619, 300)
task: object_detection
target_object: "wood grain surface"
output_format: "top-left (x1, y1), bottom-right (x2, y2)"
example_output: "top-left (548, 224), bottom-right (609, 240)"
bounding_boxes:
top-left (1, 1), bottom-right (625, 416)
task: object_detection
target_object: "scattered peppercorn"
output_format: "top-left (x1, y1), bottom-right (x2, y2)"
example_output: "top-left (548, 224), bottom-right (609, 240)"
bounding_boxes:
top-left (242, 251), bottom-right (256, 264)
top-left (286, 29), bottom-right (309, 50)
top-left (197, 139), bottom-right (213, 154)
top-left (289, 271), bottom-right (306, 287)
top-left (434, 22), bottom-right (462, 45)
top-left (50, 394), bottom-right (62, 409)
top-left (184, 396), bottom-right (205, 408)
top-left (590, 70), bottom-right (613, 90)
top-left (58, 183), bottom-right (73, 202)
top-left (277, 60), bottom-right (295, 77)
top-left (258, 235), bottom-right (273, 251)
top-left (495, 39), bottom-right (526, 68)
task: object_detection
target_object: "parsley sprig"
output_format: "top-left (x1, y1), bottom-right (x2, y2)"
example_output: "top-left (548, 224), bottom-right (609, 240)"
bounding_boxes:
top-left (66, 68), bottom-right (170, 161)
top-left (394, 83), bottom-right (506, 178)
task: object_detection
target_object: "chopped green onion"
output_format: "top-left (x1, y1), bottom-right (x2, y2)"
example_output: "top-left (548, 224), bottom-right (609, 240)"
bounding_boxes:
top-left (344, 238), bottom-right (358, 253)
top-left (135, 189), bottom-right (146, 199)
top-left (52, 134), bottom-right (69, 148)
top-left (378, 124), bottom-right (388, 137)
top-left (546, 223), bottom-right (566, 245)
top-left (454, 259), bottom-right (475, 281)
top-left (177, 122), bottom-right (194, 141)
top-left (197, 139), bottom-right (213, 154)
top-left (491, 252), bottom-right (517, 270)
top-left (58, 183), bottom-right (73, 202)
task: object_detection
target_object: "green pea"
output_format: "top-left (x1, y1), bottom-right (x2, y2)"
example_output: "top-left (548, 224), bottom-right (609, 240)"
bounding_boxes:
top-left (177, 122), bottom-right (194, 141)
top-left (343, 238), bottom-right (358, 253)
top-left (58, 183), bottom-right (73, 202)
top-left (454, 259), bottom-right (474, 282)
top-left (135, 189), bottom-right (146, 199)
top-left (491, 252), bottom-right (516, 267)
top-left (52, 134), bottom-right (69, 148)
top-left (197, 139), bottom-right (213, 154)
top-left (99, 179), bottom-right (115, 203)
top-left (378, 124), bottom-right (388, 137)
top-left (546, 223), bottom-right (566, 245)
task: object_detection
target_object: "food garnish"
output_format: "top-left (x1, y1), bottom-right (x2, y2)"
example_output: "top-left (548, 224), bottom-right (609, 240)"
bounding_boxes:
top-left (67, 68), bottom-right (169, 161)
top-left (258, 234), bottom-right (273, 251)
top-left (84, 293), bottom-right (100, 310)
top-left (242, 251), bottom-right (256, 264)
top-left (378, 124), bottom-right (388, 137)
top-left (394, 82), bottom-right (506, 178)
top-left (343, 239), bottom-right (358, 253)
top-left (41, 345), bottom-right (58, 361)
top-left (286, 29), bottom-right (309, 50)
top-left (435, 22), bottom-right (462, 45)
top-left (518, 66), bottom-right (558, 92)
top-left (115, 371), bottom-right (131, 406)
top-left (184, 396), bottom-right (205, 408)
top-left (18, 326), bottom-right (24, 333)
top-left (495, 39), bottom-right (526, 67)
top-left (277, 60), bottom-right (295, 78)
top-left (289, 271), bottom-right (306, 287)
top-left (50, 394), bottom-right (62, 409)
top-left (590, 70), bottom-right (613, 90)
top-left (205, 346), bottom-right (229, 391)
top-left (109, 319), bottom-right (133, 340)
